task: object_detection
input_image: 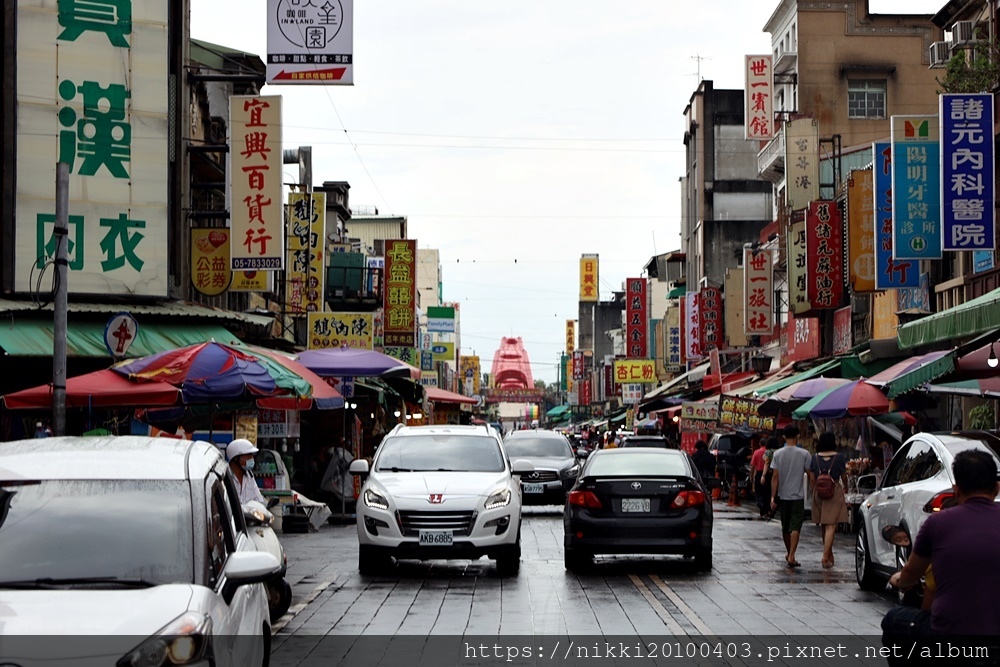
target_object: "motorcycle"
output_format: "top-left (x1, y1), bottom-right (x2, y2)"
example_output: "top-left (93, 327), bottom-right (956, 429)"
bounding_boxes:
top-left (244, 499), bottom-right (293, 623)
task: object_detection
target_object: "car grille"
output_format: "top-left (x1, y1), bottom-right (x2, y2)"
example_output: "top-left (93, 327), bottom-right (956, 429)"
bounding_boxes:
top-left (521, 470), bottom-right (559, 483)
top-left (397, 510), bottom-right (477, 537)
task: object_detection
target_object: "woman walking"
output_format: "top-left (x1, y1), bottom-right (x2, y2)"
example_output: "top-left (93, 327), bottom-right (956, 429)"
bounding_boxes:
top-left (810, 432), bottom-right (849, 568)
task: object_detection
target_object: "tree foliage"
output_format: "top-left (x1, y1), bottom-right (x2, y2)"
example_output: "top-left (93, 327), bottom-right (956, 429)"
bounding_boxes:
top-left (937, 42), bottom-right (1000, 94)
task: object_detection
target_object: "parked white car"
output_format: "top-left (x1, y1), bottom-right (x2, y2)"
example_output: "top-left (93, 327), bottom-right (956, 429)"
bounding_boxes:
top-left (0, 436), bottom-right (279, 666)
top-left (351, 424), bottom-right (533, 576)
top-left (855, 431), bottom-right (1000, 592)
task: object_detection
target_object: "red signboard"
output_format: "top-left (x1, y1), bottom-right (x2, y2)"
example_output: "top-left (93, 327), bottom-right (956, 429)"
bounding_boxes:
top-left (625, 278), bottom-right (648, 358)
top-left (786, 315), bottom-right (821, 362)
top-left (580, 378), bottom-right (592, 406)
top-left (833, 306), bottom-right (853, 356)
top-left (806, 201), bottom-right (845, 310)
top-left (699, 286), bottom-right (724, 353)
top-left (383, 239), bottom-right (417, 346)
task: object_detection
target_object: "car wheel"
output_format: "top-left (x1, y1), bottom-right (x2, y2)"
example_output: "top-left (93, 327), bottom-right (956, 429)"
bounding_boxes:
top-left (856, 522), bottom-right (882, 592)
top-left (495, 533), bottom-right (521, 577)
top-left (694, 547), bottom-right (712, 572)
top-left (358, 544), bottom-right (392, 576)
top-left (564, 547), bottom-right (592, 573)
top-left (267, 578), bottom-right (293, 623)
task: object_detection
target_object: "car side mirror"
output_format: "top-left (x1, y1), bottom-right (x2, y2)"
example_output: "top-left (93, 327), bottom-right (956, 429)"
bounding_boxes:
top-left (511, 459), bottom-right (535, 475)
top-left (856, 473), bottom-right (877, 494)
top-left (221, 551), bottom-right (281, 604)
top-left (349, 459), bottom-right (370, 476)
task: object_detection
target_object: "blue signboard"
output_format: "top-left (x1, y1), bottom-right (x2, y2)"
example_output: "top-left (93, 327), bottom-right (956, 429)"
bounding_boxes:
top-left (891, 116), bottom-right (942, 260)
top-left (974, 250), bottom-right (995, 274)
top-left (941, 93), bottom-right (995, 251)
top-left (420, 351), bottom-right (434, 371)
top-left (874, 142), bottom-right (919, 289)
top-left (896, 273), bottom-right (931, 312)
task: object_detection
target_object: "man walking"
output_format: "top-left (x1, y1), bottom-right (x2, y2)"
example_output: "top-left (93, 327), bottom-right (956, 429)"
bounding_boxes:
top-left (770, 426), bottom-right (812, 568)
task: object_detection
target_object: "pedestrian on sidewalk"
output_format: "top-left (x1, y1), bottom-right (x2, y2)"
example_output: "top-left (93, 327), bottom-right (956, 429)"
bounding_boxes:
top-left (692, 439), bottom-right (716, 483)
top-left (770, 425), bottom-right (812, 568)
top-left (750, 437), bottom-right (768, 516)
top-left (809, 432), bottom-right (849, 568)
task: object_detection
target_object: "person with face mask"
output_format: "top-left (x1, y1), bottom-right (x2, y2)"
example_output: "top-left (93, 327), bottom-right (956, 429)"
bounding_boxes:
top-left (227, 438), bottom-right (265, 505)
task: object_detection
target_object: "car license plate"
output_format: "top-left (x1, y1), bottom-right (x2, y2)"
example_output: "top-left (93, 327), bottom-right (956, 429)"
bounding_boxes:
top-left (524, 483), bottom-right (544, 494)
top-left (418, 530), bottom-right (453, 546)
top-left (622, 498), bottom-right (650, 513)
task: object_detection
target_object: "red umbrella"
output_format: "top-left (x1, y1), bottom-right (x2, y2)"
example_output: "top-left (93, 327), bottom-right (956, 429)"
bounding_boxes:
top-left (2, 369), bottom-right (181, 409)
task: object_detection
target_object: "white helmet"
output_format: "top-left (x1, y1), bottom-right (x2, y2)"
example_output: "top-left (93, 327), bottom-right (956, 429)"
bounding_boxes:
top-left (226, 438), bottom-right (258, 461)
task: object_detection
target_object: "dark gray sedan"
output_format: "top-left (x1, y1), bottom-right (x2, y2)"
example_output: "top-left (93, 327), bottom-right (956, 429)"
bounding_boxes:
top-left (503, 430), bottom-right (580, 505)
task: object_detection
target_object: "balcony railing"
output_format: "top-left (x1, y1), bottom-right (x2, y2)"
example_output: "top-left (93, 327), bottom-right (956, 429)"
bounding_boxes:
top-left (757, 123), bottom-right (785, 183)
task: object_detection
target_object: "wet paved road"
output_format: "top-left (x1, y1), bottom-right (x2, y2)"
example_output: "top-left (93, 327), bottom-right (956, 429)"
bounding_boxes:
top-left (271, 501), bottom-right (894, 639)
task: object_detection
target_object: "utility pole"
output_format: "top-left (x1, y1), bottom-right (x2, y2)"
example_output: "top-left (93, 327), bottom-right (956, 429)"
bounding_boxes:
top-left (52, 162), bottom-right (69, 436)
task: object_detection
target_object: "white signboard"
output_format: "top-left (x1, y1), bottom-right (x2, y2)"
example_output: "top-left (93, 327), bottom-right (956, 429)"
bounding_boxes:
top-left (785, 118), bottom-right (820, 210)
top-left (745, 55), bottom-right (774, 140)
top-left (267, 0), bottom-right (354, 85)
top-left (622, 384), bottom-right (643, 405)
top-left (16, 0), bottom-right (169, 296)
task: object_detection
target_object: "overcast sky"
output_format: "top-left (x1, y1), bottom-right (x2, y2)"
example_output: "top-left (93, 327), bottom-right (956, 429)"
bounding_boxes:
top-left (194, 0), bottom-right (945, 384)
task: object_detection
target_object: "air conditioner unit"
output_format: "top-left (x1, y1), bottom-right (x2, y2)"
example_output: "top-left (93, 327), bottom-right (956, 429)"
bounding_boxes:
top-left (952, 20), bottom-right (975, 46)
top-left (929, 41), bottom-right (951, 68)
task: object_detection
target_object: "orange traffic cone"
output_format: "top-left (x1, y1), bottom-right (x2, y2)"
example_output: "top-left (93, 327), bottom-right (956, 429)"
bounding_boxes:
top-left (711, 473), bottom-right (721, 500)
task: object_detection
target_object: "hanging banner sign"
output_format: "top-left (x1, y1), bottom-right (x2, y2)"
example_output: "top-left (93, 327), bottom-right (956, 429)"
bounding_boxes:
top-left (572, 350), bottom-right (584, 380)
top-left (286, 192), bottom-right (326, 313)
top-left (230, 95), bottom-right (283, 271)
top-left (847, 170), bottom-right (876, 293)
top-left (873, 142), bottom-right (919, 289)
top-left (785, 315), bottom-right (820, 363)
top-left (666, 305), bottom-right (682, 371)
top-left (699, 286), bottom-right (723, 353)
top-left (383, 239), bottom-right (417, 347)
top-left (625, 278), bottom-right (648, 358)
top-left (788, 221), bottom-right (810, 313)
top-left (745, 55), bottom-right (774, 140)
top-left (785, 118), bottom-right (820, 210)
top-left (806, 201), bottom-right (844, 310)
top-left (104, 312), bottom-right (139, 358)
top-left (683, 293), bottom-right (702, 361)
top-left (718, 395), bottom-right (775, 433)
top-left (266, 0), bottom-right (354, 84)
top-left (579, 254), bottom-right (599, 302)
top-left (565, 320), bottom-right (576, 356)
top-left (190, 229), bottom-right (232, 297)
top-left (891, 115), bottom-right (941, 260)
top-left (897, 273), bottom-right (931, 312)
top-left (744, 247), bottom-right (773, 335)
top-left (307, 312), bottom-right (373, 349)
top-left (941, 93), bottom-right (995, 251)
top-left (833, 306), bottom-right (853, 356)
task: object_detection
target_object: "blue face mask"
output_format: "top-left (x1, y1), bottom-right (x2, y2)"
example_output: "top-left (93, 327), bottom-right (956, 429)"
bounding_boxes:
top-left (244, 458), bottom-right (256, 471)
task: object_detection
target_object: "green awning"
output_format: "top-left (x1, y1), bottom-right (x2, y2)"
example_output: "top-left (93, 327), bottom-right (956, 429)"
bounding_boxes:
top-left (0, 320), bottom-right (242, 357)
top-left (867, 350), bottom-right (956, 399)
top-left (546, 405), bottom-right (571, 418)
top-left (755, 359), bottom-right (841, 396)
top-left (668, 286), bottom-right (687, 299)
top-left (897, 286), bottom-right (1000, 350)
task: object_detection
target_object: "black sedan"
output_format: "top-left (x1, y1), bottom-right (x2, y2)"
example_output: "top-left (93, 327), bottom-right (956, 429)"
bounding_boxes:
top-left (503, 429), bottom-right (580, 505)
top-left (619, 435), bottom-right (677, 449)
top-left (563, 448), bottom-right (713, 572)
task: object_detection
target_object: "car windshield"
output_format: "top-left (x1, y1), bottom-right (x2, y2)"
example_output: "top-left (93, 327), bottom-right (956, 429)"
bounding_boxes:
top-left (586, 452), bottom-right (688, 477)
top-left (621, 438), bottom-right (668, 448)
top-left (375, 435), bottom-right (505, 472)
top-left (0, 479), bottom-right (193, 585)
top-left (504, 437), bottom-right (572, 458)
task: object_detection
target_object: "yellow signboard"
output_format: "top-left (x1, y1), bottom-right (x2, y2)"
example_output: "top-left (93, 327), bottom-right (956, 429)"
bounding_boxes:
top-left (848, 170), bottom-right (876, 293)
top-left (307, 312), bottom-right (374, 349)
top-left (286, 192), bottom-right (326, 313)
top-left (872, 290), bottom-right (899, 340)
top-left (431, 342), bottom-right (455, 362)
top-left (579, 254), bottom-right (599, 302)
top-left (613, 359), bottom-right (657, 384)
top-left (565, 319), bottom-right (576, 355)
top-left (460, 355), bottom-right (481, 394)
top-left (190, 229), bottom-right (232, 296)
top-left (230, 269), bottom-right (271, 292)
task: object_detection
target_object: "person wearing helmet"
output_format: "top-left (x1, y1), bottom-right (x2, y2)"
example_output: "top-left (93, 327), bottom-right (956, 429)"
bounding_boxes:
top-left (227, 438), bottom-right (265, 505)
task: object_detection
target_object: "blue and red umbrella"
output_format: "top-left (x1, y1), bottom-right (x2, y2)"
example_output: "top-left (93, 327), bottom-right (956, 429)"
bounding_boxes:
top-left (791, 379), bottom-right (890, 419)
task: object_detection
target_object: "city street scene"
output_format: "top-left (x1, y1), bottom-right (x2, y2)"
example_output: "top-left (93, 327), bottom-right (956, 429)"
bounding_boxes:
top-left (1, 0), bottom-right (1000, 665)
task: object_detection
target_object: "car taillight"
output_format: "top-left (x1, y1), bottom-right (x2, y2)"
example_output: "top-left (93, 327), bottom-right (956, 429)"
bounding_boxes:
top-left (923, 490), bottom-right (956, 513)
top-left (569, 490), bottom-right (602, 509)
top-left (672, 490), bottom-right (706, 508)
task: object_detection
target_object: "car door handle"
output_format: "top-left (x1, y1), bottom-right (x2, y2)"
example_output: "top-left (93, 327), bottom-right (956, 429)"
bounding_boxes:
top-left (884, 494), bottom-right (896, 500)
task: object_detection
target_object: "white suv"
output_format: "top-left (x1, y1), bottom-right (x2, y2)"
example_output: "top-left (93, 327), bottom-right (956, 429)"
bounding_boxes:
top-left (350, 424), bottom-right (533, 576)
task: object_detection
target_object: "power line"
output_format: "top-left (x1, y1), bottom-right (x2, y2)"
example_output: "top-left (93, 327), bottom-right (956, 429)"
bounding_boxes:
top-left (283, 125), bottom-right (679, 143)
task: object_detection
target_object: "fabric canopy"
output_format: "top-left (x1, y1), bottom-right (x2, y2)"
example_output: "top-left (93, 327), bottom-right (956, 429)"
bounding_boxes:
top-left (0, 320), bottom-right (241, 358)
top-left (925, 377), bottom-right (1000, 399)
top-left (2, 369), bottom-right (181, 409)
top-left (754, 359), bottom-right (841, 397)
top-left (546, 405), bottom-right (571, 418)
top-left (296, 347), bottom-right (421, 379)
top-left (897, 286), bottom-right (1000, 350)
top-left (425, 386), bottom-right (477, 405)
top-left (865, 350), bottom-right (955, 399)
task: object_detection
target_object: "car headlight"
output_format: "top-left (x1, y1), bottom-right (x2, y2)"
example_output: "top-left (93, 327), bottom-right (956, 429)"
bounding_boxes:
top-left (562, 464), bottom-right (580, 478)
top-left (485, 488), bottom-right (512, 510)
top-left (364, 489), bottom-right (389, 510)
top-left (117, 612), bottom-right (212, 667)
top-left (247, 506), bottom-right (273, 526)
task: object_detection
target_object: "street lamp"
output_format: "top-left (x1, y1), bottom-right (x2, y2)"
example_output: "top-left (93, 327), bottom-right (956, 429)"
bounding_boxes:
top-left (750, 354), bottom-right (771, 375)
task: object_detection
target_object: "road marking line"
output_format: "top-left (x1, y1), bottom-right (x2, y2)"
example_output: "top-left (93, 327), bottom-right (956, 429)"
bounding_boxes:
top-left (271, 578), bottom-right (335, 635)
top-left (627, 574), bottom-right (686, 635)
top-left (648, 575), bottom-right (713, 634)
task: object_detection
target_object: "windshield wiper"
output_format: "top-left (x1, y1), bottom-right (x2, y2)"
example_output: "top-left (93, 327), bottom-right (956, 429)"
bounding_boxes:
top-left (0, 576), bottom-right (157, 589)
top-left (381, 467), bottom-right (413, 472)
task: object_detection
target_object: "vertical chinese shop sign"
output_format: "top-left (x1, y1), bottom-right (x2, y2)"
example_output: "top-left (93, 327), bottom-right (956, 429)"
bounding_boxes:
top-left (16, 0), bottom-right (169, 296)
top-left (873, 141), bottom-right (918, 289)
top-left (744, 247), bottom-right (773, 335)
top-left (785, 118), bottom-right (820, 210)
top-left (231, 96), bottom-right (284, 271)
top-left (745, 55), bottom-right (774, 140)
top-left (699, 286), bottom-right (724, 353)
top-left (806, 201), bottom-right (844, 310)
top-left (190, 229), bottom-right (232, 296)
top-left (579, 254), bottom-right (599, 302)
top-left (788, 222), bottom-right (810, 313)
top-left (683, 293), bottom-right (702, 363)
top-left (383, 240), bottom-right (417, 347)
top-left (286, 192), bottom-right (326, 313)
top-left (941, 94), bottom-right (995, 251)
top-left (891, 115), bottom-right (941, 260)
top-left (847, 170), bottom-right (876, 293)
top-left (625, 278), bottom-right (647, 358)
